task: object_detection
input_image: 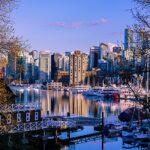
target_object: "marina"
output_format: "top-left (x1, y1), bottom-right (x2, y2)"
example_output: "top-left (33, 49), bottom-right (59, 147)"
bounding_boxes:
top-left (0, 86), bottom-right (149, 150)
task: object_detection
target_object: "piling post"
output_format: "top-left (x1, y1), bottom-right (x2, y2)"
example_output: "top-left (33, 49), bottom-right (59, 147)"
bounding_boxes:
top-left (67, 112), bottom-right (70, 117)
top-left (43, 129), bottom-right (46, 136)
top-left (55, 129), bottom-right (58, 143)
top-left (67, 112), bottom-right (71, 139)
top-left (22, 132), bottom-right (28, 144)
top-left (101, 112), bottom-right (104, 150)
top-left (47, 110), bottom-right (49, 116)
top-left (8, 135), bottom-right (13, 147)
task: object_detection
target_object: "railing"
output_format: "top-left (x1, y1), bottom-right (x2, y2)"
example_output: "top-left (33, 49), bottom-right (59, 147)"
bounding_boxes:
top-left (0, 118), bottom-right (76, 134)
top-left (66, 116), bottom-right (101, 126)
top-left (0, 103), bottom-right (41, 112)
top-left (0, 116), bottom-right (101, 134)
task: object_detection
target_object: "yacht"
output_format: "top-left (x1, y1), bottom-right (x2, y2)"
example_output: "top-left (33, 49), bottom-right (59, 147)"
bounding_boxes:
top-left (82, 86), bottom-right (104, 97)
top-left (101, 86), bottom-right (120, 97)
top-left (8, 84), bottom-right (31, 95)
top-left (82, 89), bottom-right (97, 96)
top-left (71, 85), bottom-right (91, 94)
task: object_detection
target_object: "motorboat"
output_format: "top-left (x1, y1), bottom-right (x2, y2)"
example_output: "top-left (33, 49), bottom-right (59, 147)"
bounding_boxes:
top-left (134, 133), bottom-right (150, 141)
top-left (71, 85), bottom-right (91, 94)
top-left (122, 131), bottom-right (134, 137)
top-left (82, 89), bottom-right (97, 96)
top-left (101, 86), bottom-right (120, 97)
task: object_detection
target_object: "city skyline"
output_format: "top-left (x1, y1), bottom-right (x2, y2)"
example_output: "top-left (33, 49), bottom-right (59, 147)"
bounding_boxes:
top-left (12, 0), bottom-right (135, 53)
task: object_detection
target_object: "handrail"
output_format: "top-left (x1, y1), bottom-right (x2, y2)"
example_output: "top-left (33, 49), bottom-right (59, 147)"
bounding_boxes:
top-left (0, 103), bottom-right (41, 112)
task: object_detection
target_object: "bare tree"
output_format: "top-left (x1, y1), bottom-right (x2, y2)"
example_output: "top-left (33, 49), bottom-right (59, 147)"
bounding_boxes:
top-left (0, 0), bottom-right (28, 58)
top-left (132, 0), bottom-right (150, 29)
top-left (119, 0), bottom-right (150, 119)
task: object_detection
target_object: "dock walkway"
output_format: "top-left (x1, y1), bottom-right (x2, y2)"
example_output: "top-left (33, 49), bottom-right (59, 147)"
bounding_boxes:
top-left (0, 115), bottom-right (101, 134)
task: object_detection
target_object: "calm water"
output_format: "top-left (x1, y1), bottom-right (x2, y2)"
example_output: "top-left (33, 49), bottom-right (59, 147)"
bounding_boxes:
top-left (16, 89), bottom-right (139, 150)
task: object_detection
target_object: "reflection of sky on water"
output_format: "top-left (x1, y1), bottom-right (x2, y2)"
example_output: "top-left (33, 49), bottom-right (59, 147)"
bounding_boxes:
top-left (16, 90), bottom-right (138, 119)
top-left (15, 90), bottom-right (140, 150)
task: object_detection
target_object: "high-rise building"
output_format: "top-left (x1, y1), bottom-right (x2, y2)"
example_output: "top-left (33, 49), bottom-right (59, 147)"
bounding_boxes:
top-left (124, 28), bottom-right (135, 61)
top-left (7, 53), bottom-right (17, 79)
top-left (65, 52), bottom-right (71, 57)
top-left (70, 50), bottom-right (88, 85)
top-left (23, 51), bottom-right (34, 81)
top-left (39, 51), bottom-right (51, 82)
top-left (51, 53), bottom-right (62, 80)
top-left (124, 28), bottom-right (133, 50)
top-left (7, 50), bottom-right (30, 81)
top-left (30, 50), bottom-right (39, 82)
top-left (63, 55), bottom-right (70, 71)
top-left (89, 46), bottom-right (101, 70)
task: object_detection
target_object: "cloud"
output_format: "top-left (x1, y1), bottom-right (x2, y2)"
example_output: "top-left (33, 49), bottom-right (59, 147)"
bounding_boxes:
top-left (101, 18), bottom-right (108, 23)
top-left (48, 18), bottom-right (108, 29)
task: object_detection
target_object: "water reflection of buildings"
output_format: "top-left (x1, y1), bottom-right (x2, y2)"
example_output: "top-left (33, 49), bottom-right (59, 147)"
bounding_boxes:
top-left (40, 91), bottom-right (139, 118)
top-left (41, 91), bottom-right (89, 117)
top-left (16, 89), bottom-right (40, 105)
top-left (17, 90), bottom-right (140, 118)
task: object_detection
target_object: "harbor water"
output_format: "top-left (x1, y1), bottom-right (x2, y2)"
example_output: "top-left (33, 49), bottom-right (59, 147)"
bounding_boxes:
top-left (15, 89), bottom-right (140, 150)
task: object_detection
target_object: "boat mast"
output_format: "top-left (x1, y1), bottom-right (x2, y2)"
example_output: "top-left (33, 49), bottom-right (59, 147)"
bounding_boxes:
top-left (19, 72), bottom-right (21, 85)
top-left (146, 55), bottom-right (149, 104)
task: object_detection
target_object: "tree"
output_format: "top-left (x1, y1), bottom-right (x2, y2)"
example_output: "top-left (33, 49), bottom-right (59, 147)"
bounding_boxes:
top-left (119, 0), bottom-right (150, 119)
top-left (132, 0), bottom-right (150, 29)
top-left (0, 0), bottom-right (28, 58)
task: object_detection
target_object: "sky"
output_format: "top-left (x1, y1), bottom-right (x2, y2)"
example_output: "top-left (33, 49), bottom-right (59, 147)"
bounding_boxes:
top-left (12, 0), bottom-right (135, 53)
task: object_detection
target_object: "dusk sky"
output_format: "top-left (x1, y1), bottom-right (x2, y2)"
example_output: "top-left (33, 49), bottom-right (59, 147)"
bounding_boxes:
top-left (12, 0), bottom-right (135, 53)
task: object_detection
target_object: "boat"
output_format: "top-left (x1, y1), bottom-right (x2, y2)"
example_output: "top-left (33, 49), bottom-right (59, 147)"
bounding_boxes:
top-left (82, 89), bottom-right (97, 96)
top-left (71, 85), bottom-right (91, 94)
top-left (134, 134), bottom-right (150, 141)
top-left (106, 123), bottom-right (123, 137)
top-left (101, 86), bottom-right (120, 98)
top-left (122, 131), bottom-right (134, 137)
top-left (122, 143), bottom-right (139, 149)
top-left (8, 84), bottom-right (28, 95)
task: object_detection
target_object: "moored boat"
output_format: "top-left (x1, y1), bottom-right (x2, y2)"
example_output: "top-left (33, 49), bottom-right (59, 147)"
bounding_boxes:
top-left (71, 85), bottom-right (91, 94)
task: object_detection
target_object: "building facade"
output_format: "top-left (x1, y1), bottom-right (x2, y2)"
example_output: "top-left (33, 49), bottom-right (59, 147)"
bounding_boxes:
top-left (89, 46), bottom-right (101, 70)
top-left (39, 51), bottom-right (51, 82)
top-left (30, 50), bottom-right (39, 82)
top-left (69, 51), bottom-right (88, 85)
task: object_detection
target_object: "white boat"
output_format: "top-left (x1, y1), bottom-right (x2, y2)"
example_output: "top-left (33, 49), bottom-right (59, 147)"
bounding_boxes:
top-left (101, 86), bottom-right (120, 97)
top-left (82, 89), bottom-right (97, 96)
top-left (122, 143), bottom-right (139, 149)
top-left (134, 134), bottom-right (150, 140)
top-left (119, 85), bottom-right (133, 95)
top-left (83, 86), bottom-right (120, 98)
top-left (8, 84), bottom-right (36, 95)
top-left (71, 85), bottom-right (91, 94)
top-left (122, 131), bottom-right (134, 137)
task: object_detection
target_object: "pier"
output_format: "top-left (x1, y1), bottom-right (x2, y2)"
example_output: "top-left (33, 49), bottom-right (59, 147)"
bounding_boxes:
top-left (59, 132), bottom-right (101, 144)
top-left (0, 116), bottom-right (101, 134)
top-left (0, 103), bottom-right (101, 135)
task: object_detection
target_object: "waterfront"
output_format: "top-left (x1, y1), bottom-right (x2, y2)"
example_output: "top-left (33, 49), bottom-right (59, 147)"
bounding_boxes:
top-left (16, 89), bottom-right (138, 119)
top-left (15, 89), bottom-right (141, 150)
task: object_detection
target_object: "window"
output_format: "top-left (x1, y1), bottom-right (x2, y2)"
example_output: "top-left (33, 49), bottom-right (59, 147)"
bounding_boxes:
top-left (17, 113), bottom-right (21, 123)
top-left (7, 114), bottom-right (11, 124)
top-left (35, 112), bottom-right (38, 121)
top-left (26, 112), bottom-right (30, 122)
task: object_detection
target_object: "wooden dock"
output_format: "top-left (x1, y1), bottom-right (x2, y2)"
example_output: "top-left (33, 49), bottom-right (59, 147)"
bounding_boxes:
top-left (59, 132), bottom-right (101, 144)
